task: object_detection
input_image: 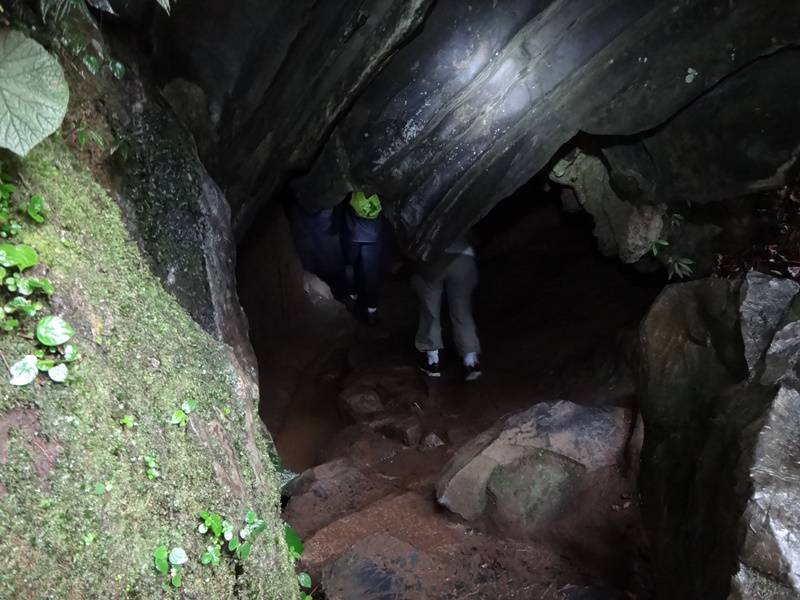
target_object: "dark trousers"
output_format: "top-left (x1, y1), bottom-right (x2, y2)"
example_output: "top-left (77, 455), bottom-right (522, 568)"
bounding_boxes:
top-left (343, 242), bottom-right (384, 308)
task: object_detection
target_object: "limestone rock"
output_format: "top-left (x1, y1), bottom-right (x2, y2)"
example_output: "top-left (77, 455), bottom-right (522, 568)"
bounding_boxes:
top-left (436, 400), bottom-right (631, 527)
top-left (761, 321), bottom-right (800, 387)
top-left (735, 386), bottom-right (800, 596)
top-left (550, 150), bottom-right (664, 263)
top-left (638, 274), bottom-right (800, 598)
top-left (739, 271), bottom-right (799, 377)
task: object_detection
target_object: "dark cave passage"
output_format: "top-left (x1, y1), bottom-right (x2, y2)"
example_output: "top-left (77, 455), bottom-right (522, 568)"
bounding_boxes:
top-left (235, 171), bottom-right (666, 598)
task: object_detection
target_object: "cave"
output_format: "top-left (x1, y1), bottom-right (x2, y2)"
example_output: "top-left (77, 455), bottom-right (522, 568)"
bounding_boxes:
top-left (1, 1), bottom-right (800, 599)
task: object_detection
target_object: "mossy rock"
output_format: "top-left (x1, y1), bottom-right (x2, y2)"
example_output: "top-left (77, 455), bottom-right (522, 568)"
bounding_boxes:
top-left (0, 139), bottom-right (298, 598)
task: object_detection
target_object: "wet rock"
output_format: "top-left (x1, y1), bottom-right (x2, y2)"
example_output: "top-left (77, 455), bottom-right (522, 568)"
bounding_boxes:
top-left (638, 274), bottom-right (800, 598)
top-left (420, 432), bottom-right (446, 450)
top-left (339, 387), bottom-right (384, 422)
top-left (283, 458), bottom-right (390, 538)
top-left (380, 415), bottom-right (422, 447)
top-left (321, 534), bottom-right (427, 600)
top-left (436, 400), bottom-right (631, 527)
top-left (487, 450), bottom-right (584, 530)
top-left (338, 366), bottom-right (428, 426)
top-left (739, 271), bottom-right (799, 377)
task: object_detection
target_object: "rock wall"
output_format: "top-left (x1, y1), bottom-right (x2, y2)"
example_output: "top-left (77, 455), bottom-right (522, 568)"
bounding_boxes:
top-left (638, 272), bottom-right (800, 599)
top-left (152, 0), bottom-right (800, 262)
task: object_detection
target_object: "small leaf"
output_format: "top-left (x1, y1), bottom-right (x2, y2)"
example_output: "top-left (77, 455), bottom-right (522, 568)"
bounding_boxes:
top-left (245, 510), bottom-right (256, 524)
top-left (82, 53), bottom-right (101, 75)
top-left (120, 415), bottom-right (135, 428)
top-left (48, 363), bottom-right (68, 383)
top-left (236, 541), bottom-right (251, 560)
top-left (228, 537), bottom-right (239, 552)
top-left (284, 525), bottom-right (304, 559)
top-left (181, 398), bottom-right (197, 413)
top-left (37, 359), bottom-right (55, 371)
top-left (36, 315), bottom-right (75, 346)
top-left (153, 545), bottom-right (169, 574)
top-left (170, 573), bottom-right (181, 587)
top-left (94, 483), bottom-right (106, 495)
top-left (62, 344), bottom-right (79, 361)
top-left (9, 354), bottom-right (37, 385)
top-left (170, 409), bottom-right (187, 426)
top-left (107, 59), bottom-right (125, 80)
top-left (168, 547), bottom-right (188, 566)
top-left (298, 572), bottom-right (312, 589)
top-left (26, 195), bottom-right (45, 223)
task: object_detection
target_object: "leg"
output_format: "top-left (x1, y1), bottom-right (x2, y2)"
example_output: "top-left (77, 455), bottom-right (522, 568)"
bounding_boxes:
top-left (445, 255), bottom-right (481, 357)
top-left (342, 242), bottom-right (360, 301)
top-left (411, 272), bottom-right (444, 351)
top-left (357, 242), bottom-right (385, 309)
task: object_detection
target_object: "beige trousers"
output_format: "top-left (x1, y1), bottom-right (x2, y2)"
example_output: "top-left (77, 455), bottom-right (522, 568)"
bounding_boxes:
top-left (411, 253), bottom-right (481, 356)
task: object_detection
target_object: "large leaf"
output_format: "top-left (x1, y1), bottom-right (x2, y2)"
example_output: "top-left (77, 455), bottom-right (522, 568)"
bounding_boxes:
top-left (36, 315), bottom-right (75, 346)
top-left (0, 244), bottom-right (38, 270)
top-left (0, 30), bottom-right (69, 156)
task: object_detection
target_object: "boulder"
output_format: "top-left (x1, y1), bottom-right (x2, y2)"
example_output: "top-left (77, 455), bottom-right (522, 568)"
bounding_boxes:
top-left (436, 401), bottom-right (631, 528)
top-left (637, 273), bottom-right (800, 599)
top-left (283, 458), bottom-right (391, 538)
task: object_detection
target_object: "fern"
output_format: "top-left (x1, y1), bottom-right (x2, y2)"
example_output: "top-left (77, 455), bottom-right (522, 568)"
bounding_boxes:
top-left (39, 0), bottom-right (171, 23)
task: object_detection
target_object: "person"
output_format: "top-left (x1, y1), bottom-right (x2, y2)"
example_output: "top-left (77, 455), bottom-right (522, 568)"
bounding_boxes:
top-left (412, 236), bottom-right (482, 381)
top-left (287, 203), bottom-right (347, 300)
top-left (341, 190), bottom-right (386, 325)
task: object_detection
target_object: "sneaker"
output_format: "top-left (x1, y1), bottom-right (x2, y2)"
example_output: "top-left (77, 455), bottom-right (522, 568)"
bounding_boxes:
top-left (464, 362), bottom-right (482, 382)
top-left (419, 352), bottom-right (441, 377)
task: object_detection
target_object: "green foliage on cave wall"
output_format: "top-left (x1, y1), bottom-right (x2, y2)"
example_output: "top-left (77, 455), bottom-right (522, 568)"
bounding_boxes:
top-left (0, 137), bottom-right (298, 598)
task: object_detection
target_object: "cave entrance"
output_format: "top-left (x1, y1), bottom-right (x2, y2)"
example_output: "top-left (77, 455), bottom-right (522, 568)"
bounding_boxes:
top-left (235, 167), bottom-right (666, 597)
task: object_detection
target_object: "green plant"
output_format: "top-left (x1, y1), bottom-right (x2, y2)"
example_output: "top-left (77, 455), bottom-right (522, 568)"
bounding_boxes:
top-left (153, 545), bottom-right (187, 588)
top-left (285, 525), bottom-right (313, 598)
top-left (144, 455), bottom-right (160, 480)
top-left (669, 213), bottom-right (685, 228)
top-left (196, 509), bottom-right (270, 568)
top-left (40, 0), bottom-right (171, 23)
top-left (170, 398), bottom-right (197, 427)
top-left (75, 127), bottom-right (105, 150)
top-left (666, 256), bottom-right (695, 280)
top-left (0, 172), bottom-right (22, 237)
top-left (119, 414), bottom-right (135, 428)
top-left (7, 314), bottom-right (77, 385)
top-left (650, 238), bottom-right (670, 257)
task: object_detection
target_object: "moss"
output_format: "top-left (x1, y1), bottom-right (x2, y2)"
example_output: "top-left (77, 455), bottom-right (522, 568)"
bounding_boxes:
top-left (0, 138), bottom-right (298, 598)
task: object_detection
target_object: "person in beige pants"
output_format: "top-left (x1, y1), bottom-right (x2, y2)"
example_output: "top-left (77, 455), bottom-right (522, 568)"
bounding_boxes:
top-left (411, 239), bottom-right (482, 381)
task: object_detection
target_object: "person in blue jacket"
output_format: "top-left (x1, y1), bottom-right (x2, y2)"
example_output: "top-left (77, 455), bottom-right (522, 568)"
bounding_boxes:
top-left (341, 191), bottom-right (386, 325)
